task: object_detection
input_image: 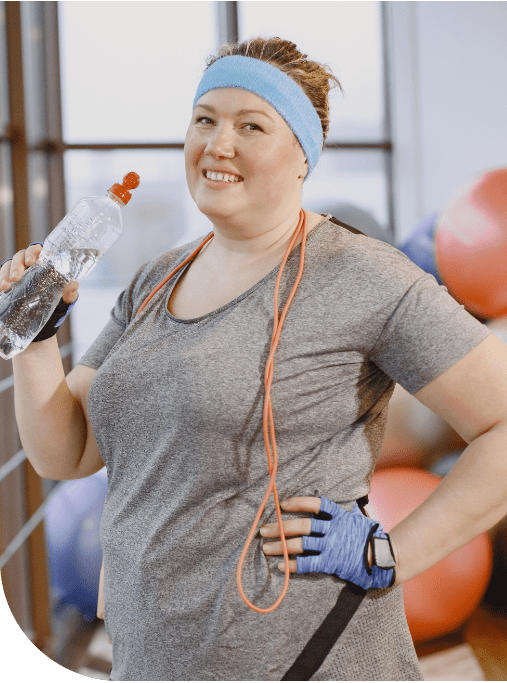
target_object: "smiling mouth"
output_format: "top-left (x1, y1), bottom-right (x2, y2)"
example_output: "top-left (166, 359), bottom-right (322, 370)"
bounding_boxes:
top-left (202, 170), bottom-right (244, 183)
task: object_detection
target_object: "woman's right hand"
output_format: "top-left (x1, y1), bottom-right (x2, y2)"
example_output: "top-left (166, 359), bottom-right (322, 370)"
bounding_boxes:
top-left (0, 244), bottom-right (79, 304)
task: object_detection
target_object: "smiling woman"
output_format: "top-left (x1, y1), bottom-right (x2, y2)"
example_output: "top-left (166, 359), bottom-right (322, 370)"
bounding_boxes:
top-left (183, 40), bottom-right (336, 241)
top-left (10, 34), bottom-right (507, 683)
top-left (186, 88), bottom-right (309, 229)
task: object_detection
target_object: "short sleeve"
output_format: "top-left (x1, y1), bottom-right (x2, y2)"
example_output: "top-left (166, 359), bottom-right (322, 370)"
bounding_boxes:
top-left (77, 257), bottom-right (151, 370)
top-left (75, 236), bottom-right (206, 371)
top-left (369, 273), bottom-right (491, 394)
top-left (77, 289), bottom-right (128, 370)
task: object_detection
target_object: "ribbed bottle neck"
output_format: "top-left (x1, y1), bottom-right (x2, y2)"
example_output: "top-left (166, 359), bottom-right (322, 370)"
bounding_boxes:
top-left (107, 191), bottom-right (125, 206)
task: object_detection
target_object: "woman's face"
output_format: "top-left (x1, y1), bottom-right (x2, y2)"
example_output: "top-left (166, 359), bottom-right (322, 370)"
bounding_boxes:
top-left (185, 88), bottom-right (309, 226)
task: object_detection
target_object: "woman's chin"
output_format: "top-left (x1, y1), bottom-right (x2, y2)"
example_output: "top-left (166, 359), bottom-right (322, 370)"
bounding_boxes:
top-left (195, 196), bottom-right (244, 221)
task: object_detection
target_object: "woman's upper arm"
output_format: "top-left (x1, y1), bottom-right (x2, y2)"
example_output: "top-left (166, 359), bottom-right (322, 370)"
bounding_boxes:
top-left (65, 363), bottom-right (105, 478)
top-left (413, 333), bottom-right (507, 443)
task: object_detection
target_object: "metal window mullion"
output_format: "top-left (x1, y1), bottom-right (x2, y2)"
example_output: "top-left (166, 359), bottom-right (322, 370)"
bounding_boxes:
top-left (0, 480), bottom-right (63, 570)
top-left (4, 2), bottom-right (34, 644)
top-left (5, 1), bottom-right (30, 251)
top-left (43, 141), bottom-right (390, 151)
top-left (0, 342), bottom-right (73, 395)
top-left (0, 373), bottom-right (14, 393)
top-left (41, 1), bottom-right (65, 230)
top-left (23, 453), bottom-right (52, 648)
top-left (64, 142), bottom-right (186, 151)
top-left (3, 7), bottom-right (55, 646)
top-left (381, 1), bottom-right (395, 243)
top-left (0, 448), bottom-right (26, 485)
top-left (218, 1), bottom-right (238, 46)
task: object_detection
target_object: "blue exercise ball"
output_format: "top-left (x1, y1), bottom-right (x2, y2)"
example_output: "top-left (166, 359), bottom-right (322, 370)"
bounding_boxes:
top-left (398, 212), bottom-right (443, 284)
top-left (45, 468), bottom-right (108, 621)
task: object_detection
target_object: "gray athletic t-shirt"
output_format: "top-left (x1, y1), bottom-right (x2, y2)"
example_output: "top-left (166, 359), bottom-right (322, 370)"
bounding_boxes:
top-left (79, 217), bottom-right (490, 681)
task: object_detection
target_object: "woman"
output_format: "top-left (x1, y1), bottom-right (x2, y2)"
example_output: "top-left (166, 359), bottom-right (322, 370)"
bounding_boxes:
top-left (5, 37), bottom-right (507, 681)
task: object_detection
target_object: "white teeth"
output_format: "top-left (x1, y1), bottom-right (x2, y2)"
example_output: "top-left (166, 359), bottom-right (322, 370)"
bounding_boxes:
top-left (205, 170), bottom-right (242, 183)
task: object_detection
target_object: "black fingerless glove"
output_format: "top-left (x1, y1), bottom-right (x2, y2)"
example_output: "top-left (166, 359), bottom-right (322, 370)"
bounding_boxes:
top-left (32, 295), bottom-right (79, 343)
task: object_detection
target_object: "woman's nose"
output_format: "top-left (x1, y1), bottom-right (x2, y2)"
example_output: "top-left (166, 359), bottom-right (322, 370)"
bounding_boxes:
top-left (205, 124), bottom-right (235, 158)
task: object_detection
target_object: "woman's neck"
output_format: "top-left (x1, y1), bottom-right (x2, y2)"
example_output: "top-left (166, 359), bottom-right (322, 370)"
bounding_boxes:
top-left (204, 208), bottom-right (324, 273)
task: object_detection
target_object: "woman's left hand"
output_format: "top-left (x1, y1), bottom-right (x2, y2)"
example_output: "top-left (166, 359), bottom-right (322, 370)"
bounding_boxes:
top-left (261, 495), bottom-right (396, 590)
top-left (260, 496), bottom-right (321, 573)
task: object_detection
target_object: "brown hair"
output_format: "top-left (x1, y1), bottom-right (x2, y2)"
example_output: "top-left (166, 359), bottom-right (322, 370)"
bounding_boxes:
top-left (205, 37), bottom-right (342, 146)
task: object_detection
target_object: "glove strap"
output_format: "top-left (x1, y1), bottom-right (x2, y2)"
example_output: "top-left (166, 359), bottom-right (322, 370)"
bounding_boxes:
top-left (372, 535), bottom-right (397, 570)
top-left (32, 296), bottom-right (78, 343)
top-left (363, 523), bottom-right (379, 576)
top-left (282, 582), bottom-right (366, 680)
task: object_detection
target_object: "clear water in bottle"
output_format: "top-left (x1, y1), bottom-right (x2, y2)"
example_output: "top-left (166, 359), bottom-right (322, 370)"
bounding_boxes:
top-left (0, 173), bottom-right (139, 360)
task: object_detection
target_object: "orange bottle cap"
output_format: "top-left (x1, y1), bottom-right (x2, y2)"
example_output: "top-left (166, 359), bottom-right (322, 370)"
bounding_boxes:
top-left (108, 172), bottom-right (140, 205)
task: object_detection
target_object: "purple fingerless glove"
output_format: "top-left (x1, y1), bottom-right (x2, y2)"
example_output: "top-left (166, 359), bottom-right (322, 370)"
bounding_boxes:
top-left (296, 496), bottom-right (395, 590)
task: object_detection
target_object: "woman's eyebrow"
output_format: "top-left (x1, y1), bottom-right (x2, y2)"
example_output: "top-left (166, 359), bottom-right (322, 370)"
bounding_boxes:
top-left (194, 103), bottom-right (274, 121)
top-left (237, 109), bottom-right (275, 121)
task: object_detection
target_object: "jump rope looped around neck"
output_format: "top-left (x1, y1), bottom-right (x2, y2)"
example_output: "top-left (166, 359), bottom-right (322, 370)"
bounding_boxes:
top-left (136, 209), bottom-right (309, 613)
top-left (237, 208), bottom-right (308, 613)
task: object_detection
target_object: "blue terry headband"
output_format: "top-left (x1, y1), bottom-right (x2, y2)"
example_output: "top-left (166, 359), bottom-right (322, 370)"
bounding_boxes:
top-left (192, 55), bottom-right (323, 178)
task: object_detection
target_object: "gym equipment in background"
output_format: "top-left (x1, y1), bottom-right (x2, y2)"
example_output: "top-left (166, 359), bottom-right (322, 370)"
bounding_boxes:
top-left (434, 167), bottom-right (507, 319)
top-left (368, 467), bottom-right (493, 643)
top-left (44, 468), bottom-right (108, 621)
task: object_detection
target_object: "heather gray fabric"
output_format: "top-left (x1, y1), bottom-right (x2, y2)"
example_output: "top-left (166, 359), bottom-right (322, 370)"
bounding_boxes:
top-left (79, 217), bottom-right (490, 681)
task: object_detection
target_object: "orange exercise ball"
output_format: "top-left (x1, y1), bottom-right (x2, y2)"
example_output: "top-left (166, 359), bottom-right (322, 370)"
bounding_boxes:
top-left (434, 167), bottom-right (507, 319)
top-left (368, 468), bottom-right (493, 643)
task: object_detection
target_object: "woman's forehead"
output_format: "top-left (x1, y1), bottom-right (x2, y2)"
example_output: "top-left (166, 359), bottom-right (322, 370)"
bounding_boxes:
top-left (194, 88), bottom-right (282, 122)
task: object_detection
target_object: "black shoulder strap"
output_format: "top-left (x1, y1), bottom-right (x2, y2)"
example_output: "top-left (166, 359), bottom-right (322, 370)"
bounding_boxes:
top-left (282, 494), bottom-right (370, 680)
top-left (282, 581), bottom-right (366, 680)
top-left (322, 214), bottom-right (365, 236)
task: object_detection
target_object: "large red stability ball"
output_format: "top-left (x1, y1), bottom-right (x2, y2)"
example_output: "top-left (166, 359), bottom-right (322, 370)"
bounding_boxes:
top-left (434, 168), bottom-right (507, 319)
top-left (368, 468), bottom-right (493, 643)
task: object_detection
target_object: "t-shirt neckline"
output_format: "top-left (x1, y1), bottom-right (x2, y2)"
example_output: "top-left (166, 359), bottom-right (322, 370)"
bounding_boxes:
top-left (164, 214), bottom-right (332, 324)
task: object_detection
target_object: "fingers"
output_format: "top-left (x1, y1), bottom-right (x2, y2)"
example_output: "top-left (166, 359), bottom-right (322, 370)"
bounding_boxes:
top-left (259, 496), bottom-right (321, 538)
top-left (62, 281), bottom-right (80, 305)
top-left (261, 496), bottom-right (324, 576)
top-left (263, 536), bottom-right (304, 556)
top-left (24, 243), bottom-right (43, 266)
top-left (0, 246), bottom-right (79, 304)
top-left (0, 245), bottom-right (43, 292)
top-left (277, 560), bottom-right (298, 574)
top-left (281, 496), bottom-right (323, 514)
top-left (0, 257), bottom-right (16, 291)
top-left (261, 496), bottom-right (322, 575)
top-left (260, 516), bottom-right (312, 538)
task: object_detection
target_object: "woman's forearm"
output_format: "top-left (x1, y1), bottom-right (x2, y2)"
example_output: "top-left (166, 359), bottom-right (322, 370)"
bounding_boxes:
top-left (389, 420), bottom-right (507, 585)
top-left (12, 336), bottom-right (87, 479)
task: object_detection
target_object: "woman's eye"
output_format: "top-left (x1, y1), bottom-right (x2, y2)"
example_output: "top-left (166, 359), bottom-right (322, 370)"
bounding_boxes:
top-left (196, 116), bottom-right (213, 124)
top-left (245, 123), bottom-right (262, 131)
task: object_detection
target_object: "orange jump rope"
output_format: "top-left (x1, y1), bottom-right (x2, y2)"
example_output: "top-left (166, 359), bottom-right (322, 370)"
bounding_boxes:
top-left (136, 208), bottom-right (309, 613)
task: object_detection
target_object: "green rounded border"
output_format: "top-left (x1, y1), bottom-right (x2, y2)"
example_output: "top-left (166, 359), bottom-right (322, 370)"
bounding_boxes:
top-left (0, 579), bottom-right (85, 683)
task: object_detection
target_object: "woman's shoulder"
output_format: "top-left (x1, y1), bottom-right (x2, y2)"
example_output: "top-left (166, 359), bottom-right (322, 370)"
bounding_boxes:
top-left (130, 233), bottom-right (211, 295)
top-left (114, 234), bottom-right (212, 323)
top-left (314, 216), bottom-right (426, 284)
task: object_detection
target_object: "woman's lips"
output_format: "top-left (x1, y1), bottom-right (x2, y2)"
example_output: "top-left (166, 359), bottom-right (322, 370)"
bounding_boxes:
top-left (202, 169), bottom-right (244, 183)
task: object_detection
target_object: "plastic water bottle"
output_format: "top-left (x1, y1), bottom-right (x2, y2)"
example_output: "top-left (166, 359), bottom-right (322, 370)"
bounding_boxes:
top-left (0, 172), bottom-right (140, 360)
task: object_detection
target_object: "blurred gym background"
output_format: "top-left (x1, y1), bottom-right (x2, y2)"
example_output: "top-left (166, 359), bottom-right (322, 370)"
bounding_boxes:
top-left (1, 2), bottom-right (507, 680)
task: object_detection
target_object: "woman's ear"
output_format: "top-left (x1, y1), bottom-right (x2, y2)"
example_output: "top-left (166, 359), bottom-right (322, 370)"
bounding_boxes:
top-left (299, 160), bottom-right (309, 180)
